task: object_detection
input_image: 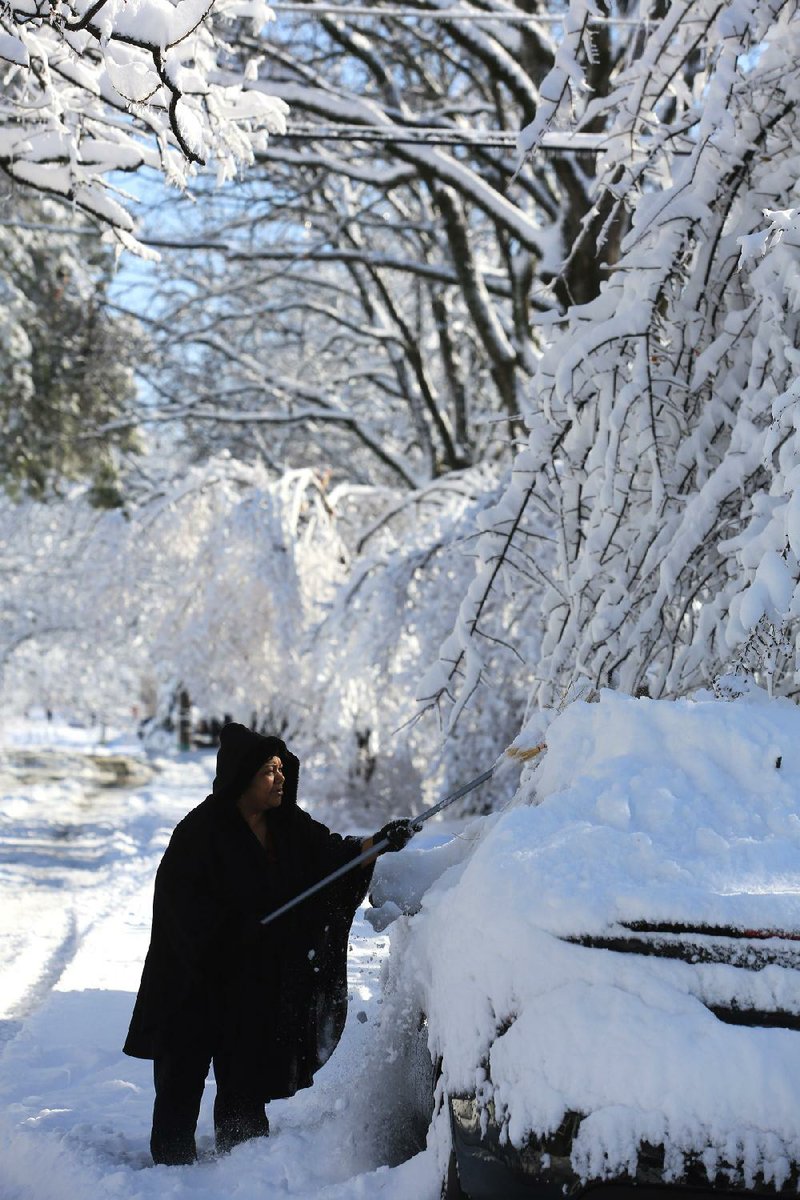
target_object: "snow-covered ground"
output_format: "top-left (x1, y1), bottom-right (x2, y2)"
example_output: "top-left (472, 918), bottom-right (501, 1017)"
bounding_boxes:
top-left (0, 717), bottom-right (447, 1200)
top-left (6, 691), bottom-right (800, 1199)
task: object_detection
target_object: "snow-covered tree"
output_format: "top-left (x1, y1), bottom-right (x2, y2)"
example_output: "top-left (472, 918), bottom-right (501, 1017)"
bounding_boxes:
top-left (0, 191), bottom-right (141, 501)
top-left (308, 465), bottom-right (538, 814)
top-left (107, 0), bottom-right (631, 484)
top-left (419, 0), bottom-right (800, 717)
top-left (0, 460), bottom-right (344, 722)
top-left (0, 449), bottom-right (532, 814)
top-left (11, 0), bottom-right (800, 808)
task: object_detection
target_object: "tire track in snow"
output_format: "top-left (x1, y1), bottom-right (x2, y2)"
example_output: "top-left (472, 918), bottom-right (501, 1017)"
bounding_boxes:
top-left (5, 909), bottom-right (79, 1024)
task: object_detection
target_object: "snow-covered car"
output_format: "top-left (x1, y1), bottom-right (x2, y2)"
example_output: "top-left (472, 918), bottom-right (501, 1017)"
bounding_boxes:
top-left (444, 916), bottom-right (800, 1200)
top-left (371, 689), bottom-right (800, 1200)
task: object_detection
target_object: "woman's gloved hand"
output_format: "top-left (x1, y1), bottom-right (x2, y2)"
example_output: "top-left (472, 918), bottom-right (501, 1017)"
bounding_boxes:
top-left (374, 818), bottom-right (419, 853)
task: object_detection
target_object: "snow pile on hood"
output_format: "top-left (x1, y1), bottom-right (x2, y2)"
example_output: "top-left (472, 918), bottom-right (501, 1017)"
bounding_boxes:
top-left (399, 690), bottom-right (800, 1186)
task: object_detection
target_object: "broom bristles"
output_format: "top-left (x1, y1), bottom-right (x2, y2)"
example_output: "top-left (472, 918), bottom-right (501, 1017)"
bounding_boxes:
top-left (506, 742), bottom-right (546, 762)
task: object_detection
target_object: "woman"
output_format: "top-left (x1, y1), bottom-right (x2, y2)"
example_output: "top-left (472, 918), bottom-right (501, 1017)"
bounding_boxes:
top-left (123, 721), bottom-right (414, 1165)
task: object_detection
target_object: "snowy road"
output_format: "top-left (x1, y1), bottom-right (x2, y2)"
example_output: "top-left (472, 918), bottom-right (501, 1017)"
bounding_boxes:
top-left (0, 724), bottom-right (445, 1200)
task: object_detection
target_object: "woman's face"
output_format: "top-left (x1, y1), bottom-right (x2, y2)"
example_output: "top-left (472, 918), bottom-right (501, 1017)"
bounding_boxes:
top-left (241, 756), bottom-right (285, 813)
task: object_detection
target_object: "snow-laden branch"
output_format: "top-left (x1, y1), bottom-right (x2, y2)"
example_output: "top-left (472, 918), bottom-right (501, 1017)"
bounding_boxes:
top-left (0, 0), bottom-right (287, 242)
top-left (265, 81), bottom-right (547, 254)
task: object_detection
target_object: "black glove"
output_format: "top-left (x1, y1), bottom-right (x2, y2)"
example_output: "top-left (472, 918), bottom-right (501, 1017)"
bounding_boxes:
top-left (374, 818), bottom-right (419, 853)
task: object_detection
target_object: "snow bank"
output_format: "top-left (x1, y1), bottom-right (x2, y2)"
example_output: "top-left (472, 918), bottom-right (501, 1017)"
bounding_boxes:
top-left (399, 690), bottom-right (800, 1185)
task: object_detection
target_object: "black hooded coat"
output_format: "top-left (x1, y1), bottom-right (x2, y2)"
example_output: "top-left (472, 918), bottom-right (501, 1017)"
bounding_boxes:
top-left (123, 728), bottom-right (373, 1102)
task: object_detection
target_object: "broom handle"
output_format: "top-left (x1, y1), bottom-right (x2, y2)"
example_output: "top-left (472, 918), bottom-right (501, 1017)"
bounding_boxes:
top-left (258, 765), bottom-right (495, 928)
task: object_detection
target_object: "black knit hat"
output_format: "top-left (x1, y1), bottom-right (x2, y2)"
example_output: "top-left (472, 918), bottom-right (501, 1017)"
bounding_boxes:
top-left (212, 723), bottom-right (292, 804)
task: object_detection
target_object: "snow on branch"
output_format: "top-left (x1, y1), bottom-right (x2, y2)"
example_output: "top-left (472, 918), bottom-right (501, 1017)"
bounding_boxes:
top-left (422, 0), bottom-right (800, 720)
top-left (269, 81), bottom-right (546, 254)
top-left (722, 204), bottom-right (800, 689)
top-left (0, 0), bottom-right (287, 244)
top-left (516, 0), bottom-right (596, 160)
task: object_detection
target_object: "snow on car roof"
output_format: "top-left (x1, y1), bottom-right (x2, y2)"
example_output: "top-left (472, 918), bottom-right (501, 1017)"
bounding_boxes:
top-left (398, 689), bottom-right (800, 1186)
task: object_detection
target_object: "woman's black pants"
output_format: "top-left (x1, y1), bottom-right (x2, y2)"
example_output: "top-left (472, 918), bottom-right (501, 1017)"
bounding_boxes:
top-left (151, 1042), bottom-right (270, 1165)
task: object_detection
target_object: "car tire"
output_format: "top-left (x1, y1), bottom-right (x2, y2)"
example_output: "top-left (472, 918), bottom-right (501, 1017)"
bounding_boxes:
top-left (442, 1144), bottom-right (469, 1200)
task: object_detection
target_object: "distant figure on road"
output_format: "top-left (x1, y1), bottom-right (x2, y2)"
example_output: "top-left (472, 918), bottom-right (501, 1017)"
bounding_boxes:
top-left (123, 722), bottom-right (414, 1165)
